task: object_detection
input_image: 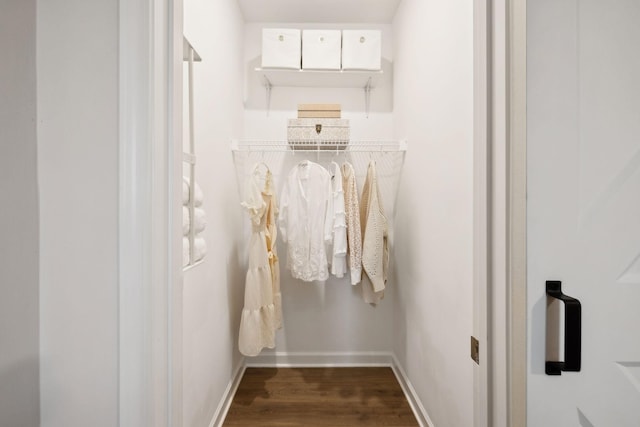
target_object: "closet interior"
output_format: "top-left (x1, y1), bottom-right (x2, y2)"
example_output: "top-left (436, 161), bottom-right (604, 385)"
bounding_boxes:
top-left (181, 1), bottom-right (474, 427)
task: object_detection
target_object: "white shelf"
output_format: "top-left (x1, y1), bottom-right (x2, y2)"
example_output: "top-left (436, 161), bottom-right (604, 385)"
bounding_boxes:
top-left (238, 0), bottom-right (401, 24)
top-left (231, 139), bottom-right (407, 152)
top-left (255, 67), bottom-right (382, 88)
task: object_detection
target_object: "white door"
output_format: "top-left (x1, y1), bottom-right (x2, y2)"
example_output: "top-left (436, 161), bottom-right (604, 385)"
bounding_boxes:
top-left (527, 0), bottom-right (640, 425)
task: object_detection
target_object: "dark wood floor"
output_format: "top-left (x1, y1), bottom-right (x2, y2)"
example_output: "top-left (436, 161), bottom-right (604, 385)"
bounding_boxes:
top-left (223, 367), bottom-right (420, 426)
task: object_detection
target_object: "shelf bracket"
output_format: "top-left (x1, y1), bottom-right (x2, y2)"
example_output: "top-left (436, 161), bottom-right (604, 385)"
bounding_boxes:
top-left (262, 75), bottom-right (273, 117)
top-left (364, 77), bottom-right (373, 118)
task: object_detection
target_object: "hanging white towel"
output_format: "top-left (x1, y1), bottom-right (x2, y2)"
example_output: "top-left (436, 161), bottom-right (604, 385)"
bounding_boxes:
top-left (182, 206), bottom-right (207, 236)
top-left (182, 176), bottom-right (204, 207)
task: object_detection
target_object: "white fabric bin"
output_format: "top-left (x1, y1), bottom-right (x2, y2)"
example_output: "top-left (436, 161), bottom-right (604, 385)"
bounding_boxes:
top-left (262, 28), bottom-right (301, 69)
top-left (302, 30), bottom-right (341, 70)
top-left (341, 30), bottom-right (381, 70)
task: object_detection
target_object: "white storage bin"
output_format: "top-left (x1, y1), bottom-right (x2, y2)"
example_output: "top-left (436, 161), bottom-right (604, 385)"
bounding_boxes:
top-left (302, 30), bottom-right (342, 70)
top-left (341, 30), bottom-right (382, 70)
top-left (261, 28), bottom-right (301, 69)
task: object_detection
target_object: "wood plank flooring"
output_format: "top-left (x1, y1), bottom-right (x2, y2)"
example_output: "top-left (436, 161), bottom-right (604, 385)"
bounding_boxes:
top-left (223, 367), bottom-right (420, 426)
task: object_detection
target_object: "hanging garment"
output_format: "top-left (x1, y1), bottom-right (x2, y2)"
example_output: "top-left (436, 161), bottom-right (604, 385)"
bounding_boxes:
top-left (238, 164), bottom-right (281, 356)
top-left (360, 160), bottom-right (389, 305)
top-left (264, 173), bottom-right (282, 330)
top-left (342, 161), bottom-right (362, 285)
top-left (328, 162), bottom-right (347, 278)
top-left (279, 160), bottom-right (334, 282)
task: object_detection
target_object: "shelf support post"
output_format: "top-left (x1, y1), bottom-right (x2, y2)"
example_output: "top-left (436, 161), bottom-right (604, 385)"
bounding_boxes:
top-left (364, 77), bottom-right (373, 118)
top-left (262, 75), bottom-right (273, 116)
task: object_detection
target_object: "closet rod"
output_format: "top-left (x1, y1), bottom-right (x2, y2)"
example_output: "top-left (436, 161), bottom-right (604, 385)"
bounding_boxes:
top-left (231, 140), bottom-right (408, 153)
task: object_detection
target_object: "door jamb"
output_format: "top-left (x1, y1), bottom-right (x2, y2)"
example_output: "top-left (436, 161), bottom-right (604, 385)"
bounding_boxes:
top-left (118, 0), bottom-right (527, 425)
top-left (475, 0), bottom-right (527, 426)
top-left (118, 0), bottom-right (183, 425)
top-left (506, 0), bottom-right (527, 425)
top-left (473, 0), bottom-right (491, 426)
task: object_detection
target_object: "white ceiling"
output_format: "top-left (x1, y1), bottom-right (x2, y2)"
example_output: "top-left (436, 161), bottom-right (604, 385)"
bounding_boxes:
top-left (237, 0), bottom-right (402, 23)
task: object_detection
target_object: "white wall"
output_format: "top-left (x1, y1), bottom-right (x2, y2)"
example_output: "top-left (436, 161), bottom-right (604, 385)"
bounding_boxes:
top-left (37, 0), bottom-right (119, 425)
top-left (241, 23), bottom-right (396, 356)
top-left (182, 1), bottom-right (246, 426)
top-left (392, 1), bottom-right (474, 426)
top-left (0, 1), bottom-right (40, 426)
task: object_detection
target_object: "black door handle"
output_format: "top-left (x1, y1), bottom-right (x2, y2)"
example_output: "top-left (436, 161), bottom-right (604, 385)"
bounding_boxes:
top-left (545, 280), bottom-right (581, 375)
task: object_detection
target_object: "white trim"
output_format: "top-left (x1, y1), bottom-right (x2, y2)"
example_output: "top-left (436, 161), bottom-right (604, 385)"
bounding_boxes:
top-left (508, 0), bottom-right (527, 425)
top-left (119, 0), bottom-right (180, 425)
top-left (473, 1), bottom-right (491, 426)
top-left (168, 0), bottom-right (184, 425)
top-left (245, 351), bottom-right (395, 367)
top-left (209, 360), bottom-right (247, 427)
top-left (488, 0), bottom-right (512, 425)
top-left (118, 0), bottom-right (153, 424)
top-left (390, 355), bottom-right (436, 427)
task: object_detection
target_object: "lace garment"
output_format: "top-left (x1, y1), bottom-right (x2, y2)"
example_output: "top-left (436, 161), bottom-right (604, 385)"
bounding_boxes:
top-left (360, 160), bottom-right (389, 305)
top-left (328, 162), bottom-right (347, 278)
top-left (341, 162), bottom-right (362, 285)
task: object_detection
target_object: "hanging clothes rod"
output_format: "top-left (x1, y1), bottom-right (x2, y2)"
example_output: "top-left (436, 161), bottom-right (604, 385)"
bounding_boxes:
top-left (231, 139), bottom-right (408, 153)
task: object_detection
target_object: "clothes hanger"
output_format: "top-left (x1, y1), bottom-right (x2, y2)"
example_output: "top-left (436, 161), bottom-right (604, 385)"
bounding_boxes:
top-left (254, 161), bottom-right (270, 174)
top-left (252, 161), bottom-right (270, 188)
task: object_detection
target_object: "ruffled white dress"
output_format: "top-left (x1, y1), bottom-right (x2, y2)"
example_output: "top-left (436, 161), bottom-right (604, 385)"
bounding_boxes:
top-left (239, 165), bottom-right (282, 356)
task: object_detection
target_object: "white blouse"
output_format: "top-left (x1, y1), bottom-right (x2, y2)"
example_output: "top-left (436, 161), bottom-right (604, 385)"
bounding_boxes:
top-left (328, 162), bottom-right (347, 278)
top-left (279, 160), bottom-right (334, 282)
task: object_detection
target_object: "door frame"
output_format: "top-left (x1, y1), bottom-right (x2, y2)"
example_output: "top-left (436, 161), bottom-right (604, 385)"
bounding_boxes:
top-left (118, 0), bottom-right (183, 425)
top-left (506, 0), bottom-right (527, 425)
top-left (475, 0), bottom-right (527, 426)
top-left (117, 0), bottom-right (528, 425)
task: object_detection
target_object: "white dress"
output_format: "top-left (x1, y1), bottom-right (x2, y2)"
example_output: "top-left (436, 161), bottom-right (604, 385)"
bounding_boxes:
top-left (238, 165), bottom-right (281, 356)
top-left (360, 160), bottom-right (389, 305)
top-left (279, 160), bottom-right (334, 282)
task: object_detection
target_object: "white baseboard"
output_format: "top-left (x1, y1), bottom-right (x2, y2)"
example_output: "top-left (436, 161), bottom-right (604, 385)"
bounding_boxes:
top-left (391, 354), bottom-right (435, 427)
top-left (208, 352), bottom-right (434, 427)
top-left (245, 351), bottom-right (395, 367)
top-left (209, 358), bottom-right (246, 427)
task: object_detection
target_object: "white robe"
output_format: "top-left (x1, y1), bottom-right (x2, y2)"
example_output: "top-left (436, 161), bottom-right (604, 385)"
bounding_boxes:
top-left (279, 160), bottom-right (334, 282)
